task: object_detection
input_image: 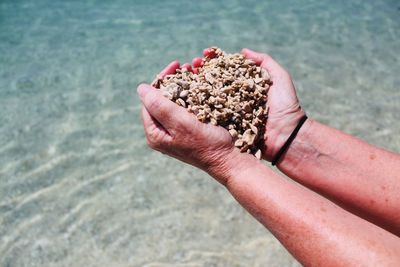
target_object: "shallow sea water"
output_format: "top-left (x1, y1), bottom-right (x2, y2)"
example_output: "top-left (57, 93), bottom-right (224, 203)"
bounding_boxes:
top-left (0, 0), bottom-right (399, 266)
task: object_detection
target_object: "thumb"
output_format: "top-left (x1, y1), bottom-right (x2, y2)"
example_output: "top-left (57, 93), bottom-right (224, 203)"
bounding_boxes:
top-left (137, 84), bottom-right (195, 132)
top-left (241, 48), bottom-right (287, 77)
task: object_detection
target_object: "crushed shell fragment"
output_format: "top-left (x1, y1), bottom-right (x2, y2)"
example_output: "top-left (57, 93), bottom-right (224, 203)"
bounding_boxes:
top-left (151, 47), bottom-right (271, 157)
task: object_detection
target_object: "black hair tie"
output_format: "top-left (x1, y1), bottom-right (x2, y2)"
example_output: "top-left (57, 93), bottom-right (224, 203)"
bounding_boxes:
top-left (271, 115), bottom-right (308, 166)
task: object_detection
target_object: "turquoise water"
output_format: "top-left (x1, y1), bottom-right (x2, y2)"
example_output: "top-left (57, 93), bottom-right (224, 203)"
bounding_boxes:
top-left (1, 1), bottom-right (399, 266)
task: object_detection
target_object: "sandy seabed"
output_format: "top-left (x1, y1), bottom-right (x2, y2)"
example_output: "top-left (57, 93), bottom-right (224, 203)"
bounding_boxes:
top-left (0, 0), bottom-right (399, 266)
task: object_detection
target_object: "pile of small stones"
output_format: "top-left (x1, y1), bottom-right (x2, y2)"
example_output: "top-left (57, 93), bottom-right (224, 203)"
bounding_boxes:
top-left (151, 47), bottom-right (271, 158)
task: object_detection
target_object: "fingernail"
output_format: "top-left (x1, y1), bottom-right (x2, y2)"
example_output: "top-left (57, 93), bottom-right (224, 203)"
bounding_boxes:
top-left (181, 63), bottom-right (192, 72)
top-left (137, 84), bottom-right (152, 98)
top-left (192, 57), bottom-right (203, 67)
top-left (203, 48), bottom-right (217, 59)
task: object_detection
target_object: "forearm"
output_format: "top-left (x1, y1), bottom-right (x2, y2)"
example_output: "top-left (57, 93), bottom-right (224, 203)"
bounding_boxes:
top-left (278, 119), bottom-right (400, 235)
top-left (210, 152), bottom-right (400, 266)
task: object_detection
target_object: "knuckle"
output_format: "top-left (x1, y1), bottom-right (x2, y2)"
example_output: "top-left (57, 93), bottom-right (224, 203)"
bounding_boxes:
top-left (146, 138), bottom-right (155, 149)
top-left (148, 139), bottom-right (163, 152)
top-left (145, 129), bottom-right (172, 153)
top-left (145, 136), bottom-right (157, 149)
top-left (145, 132), bottom-right (161, 150)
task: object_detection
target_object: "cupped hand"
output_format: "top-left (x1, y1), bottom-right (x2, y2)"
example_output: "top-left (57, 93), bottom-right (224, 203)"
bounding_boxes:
top-left (240, 49), bottom-right (306, 161)
top-left (199, 48), bottom-right (306, 161)
top-left (138, 61), bottom-right (240, 184)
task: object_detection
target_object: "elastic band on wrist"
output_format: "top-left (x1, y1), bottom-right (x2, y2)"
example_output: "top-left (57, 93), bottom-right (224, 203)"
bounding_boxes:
top-left (271, 115), bottom-right (308, 166)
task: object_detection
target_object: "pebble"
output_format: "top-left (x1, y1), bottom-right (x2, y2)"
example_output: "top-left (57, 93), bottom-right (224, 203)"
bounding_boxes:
top-left (151, 47), bottom-right (271, 157)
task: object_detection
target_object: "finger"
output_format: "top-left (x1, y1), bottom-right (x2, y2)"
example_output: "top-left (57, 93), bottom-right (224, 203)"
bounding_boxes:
top-left (152, 60), bottom-right (180, 87)
top-left (192, 57), bottom-right (202, 74)
top-left (158, 60), bottom-right (180, 78)
top-left (241, 48), bottom-right (265, 65)
top-left (181, 63), bottom-right (193, 72)
top-left (241, 48), bottom-right (286, 77)
top-left (137, 83), bottom-right (194, 131)
top-left (203, 47), bottom-right (217, 58)
top-left (141, 105), bottom-right (156, 132)
top-left (141, 106), bottom-right (172, 146)
top-left (192, 57), bottom-right (203, 68)
top-left (141, 105), bottom-right (168, 136)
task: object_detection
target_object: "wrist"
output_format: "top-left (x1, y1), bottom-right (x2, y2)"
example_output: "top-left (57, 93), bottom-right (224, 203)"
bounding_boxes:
top-left (206, 148), bottom-right (256, 186)
top-left (275, 118), bottom-right (314, 170)
top-left (264, 109), bottom-right (306, 162)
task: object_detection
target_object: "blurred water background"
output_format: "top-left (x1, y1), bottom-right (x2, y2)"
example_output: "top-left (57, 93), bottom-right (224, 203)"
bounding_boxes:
top-left (1, 0), bottom-right (399, 266)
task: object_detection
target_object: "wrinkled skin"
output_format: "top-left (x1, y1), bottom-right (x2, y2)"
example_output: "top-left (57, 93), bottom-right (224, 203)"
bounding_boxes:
top-left (138, 48), bottom-right (306, 175)
top-left (138, 62), bottom-right (236, 184)
top-left (239, 49), bottom-right (306, 161)
top-left (198, 48), bottom-right (306, 161)
top-left (137, 49), bottom-right (400, 266)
